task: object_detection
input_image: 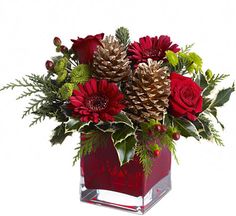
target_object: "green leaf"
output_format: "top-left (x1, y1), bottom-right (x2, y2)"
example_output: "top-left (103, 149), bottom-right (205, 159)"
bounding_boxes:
top-left (112, 125), bottom-right (135, 145)
top-left (197, 115), bottom-right (212, 137)
top-left (210, 83), bottom-right (235, 108)
top-left (209, 107), bottom-right (224, 129)
top-left (50, 123), bottom-right (72, 145)
top-left (173, 117), bottom-right (200, 141)
top-left (202, 97), bottom-right (212, 111)
top-left (66, 119), bottom-right (90, 132)
top-left (166, 50), bottom-right (178, 66)
top-left (115, 134), bottom-right (137, 165)
top-left (114, 113), bottom-right (134, 128)
top-left (95, 122), bottom-right (114, 133)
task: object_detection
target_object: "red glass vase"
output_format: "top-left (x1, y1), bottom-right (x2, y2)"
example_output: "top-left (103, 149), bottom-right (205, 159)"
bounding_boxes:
top-left (80, 136), bottom-right (171, 214)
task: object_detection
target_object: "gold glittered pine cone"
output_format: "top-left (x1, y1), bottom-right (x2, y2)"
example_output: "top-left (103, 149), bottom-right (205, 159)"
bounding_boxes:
top-left (92, 35), bottom-right (131, 82)
top-left (125, 59), bottom-right (170, 122)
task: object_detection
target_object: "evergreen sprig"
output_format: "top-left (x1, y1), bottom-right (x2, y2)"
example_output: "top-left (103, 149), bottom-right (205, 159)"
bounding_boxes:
top-left (73, 130), bottom-right (110, 166)
top-left (115, 26), bottom-right (130, 47)
top-left (0, 74), bottom-right (63, 126)
top-left (135, 143), bottom-right (153, 176)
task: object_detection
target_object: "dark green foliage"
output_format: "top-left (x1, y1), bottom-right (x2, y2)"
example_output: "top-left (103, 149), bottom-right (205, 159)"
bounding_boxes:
top-left (50, 123), bottom-right (73, 145)
top-left (0, 74), bottom-right (65, 126)
top-left (172, 117), bottom-right (200, 141)
top-left (210, 83), bottom-right (235, 108)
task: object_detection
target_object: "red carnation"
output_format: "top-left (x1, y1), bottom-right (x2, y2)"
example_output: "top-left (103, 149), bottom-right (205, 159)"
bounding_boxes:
top-left (67, 79), bottom-right (125, 123)
top-left (169, 72), bottom-right (203, 121)
top-left (71, 33), bottom-right (104, 64)
top-left (128, 35), bottom-right (180, 68)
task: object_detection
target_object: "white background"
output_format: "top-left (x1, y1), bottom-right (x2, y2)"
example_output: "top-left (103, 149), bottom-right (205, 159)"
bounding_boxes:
top-left (0, 0), bottom-right (236, 215)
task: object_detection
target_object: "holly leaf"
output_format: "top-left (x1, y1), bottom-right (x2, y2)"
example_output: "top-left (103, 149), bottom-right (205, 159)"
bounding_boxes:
top-left (112, 125), bottom-right (134, 145)
top-left (210, 83), bottom-right (235, 108)
top-left (202, 97), bottom-right (212, 111)
top-left (173, 117), bottom-right (200, 141)
top-left (66, 119), bottom-right (90, 132)
top-left (95, 122), bottom-right (114, 133)
top-left (209, 107), bottom-right (224, 129)
top-left (115, 134), bottom-right (137, 165)
top-left (114, 113), bottom-right (134, 128)
top-left (50, 123), bottom-right (72, 145)
top-left (197, 115), bottom-right (212, 137)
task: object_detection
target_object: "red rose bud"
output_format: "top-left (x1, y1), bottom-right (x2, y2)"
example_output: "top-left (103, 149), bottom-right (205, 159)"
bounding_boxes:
top-left (154, 124), bottom-right (162, 132)
top-left (60, 45), bottom-right (68, 53)
top-left (153, 149), bottom-right (160, 157)
top-left (160, 125), bottom-right (167, 133)
top-left (45, 60), bottom-right (54, 71)
top-left (53, 37), bottom-right (61, 46)
top-left (172, 132), bottom-right (180, 141)
top-left (71, 33), bottom-right (104, 64)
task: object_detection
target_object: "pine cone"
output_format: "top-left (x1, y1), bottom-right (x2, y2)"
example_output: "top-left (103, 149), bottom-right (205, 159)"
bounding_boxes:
top-left (92, 36), bottom-right (131, 82)
top-left (126, 59), bottom-right (170, 122)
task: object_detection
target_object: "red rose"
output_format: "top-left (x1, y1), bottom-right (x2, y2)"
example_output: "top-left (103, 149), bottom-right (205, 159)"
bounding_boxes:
top-left (169, 72), bottom-right (203, 121)
top-left (71, 33), bottom-right (104, 64)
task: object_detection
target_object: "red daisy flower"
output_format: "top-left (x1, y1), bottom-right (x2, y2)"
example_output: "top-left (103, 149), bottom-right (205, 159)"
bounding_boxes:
top-left (67, 79), bottom-right (125, 123)
top-left (128, 35), bottom-right (180, 68)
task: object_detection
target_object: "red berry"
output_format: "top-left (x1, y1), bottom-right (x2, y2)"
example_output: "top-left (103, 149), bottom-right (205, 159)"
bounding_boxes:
top-left (154, 124), bottom-right (162, 132)
top-left (153, 149), bottom-right (160, 157)
top-left (172, 132), bottom-right (180, 140)
top-left (60, 45), bottom-right (68, 53)
top-left (160, 125), bottom-right (167, 133)
top-left (147, 130), bottom-right (153, 136)
top-left (53, 37), bottom-right (61, 46)
top-left (45, 60), bottom-right (54, 71)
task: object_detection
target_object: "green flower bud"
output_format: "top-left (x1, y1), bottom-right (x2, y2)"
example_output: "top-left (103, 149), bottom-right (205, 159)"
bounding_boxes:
top-left (71, 64), bottom-right (91, 84)
top-left (115, 26), bottom-right (130, 46)
top-left (59, 83), bottom-right (74, 100)
top-left (56, 69), bottom-right (67, 84)
top-left (54, 57), bottom-right (68, 74)
top-left (205, 69), bottom-right (213, 80)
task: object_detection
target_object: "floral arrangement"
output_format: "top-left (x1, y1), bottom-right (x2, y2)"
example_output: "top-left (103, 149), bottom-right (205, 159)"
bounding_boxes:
top-left (1, 27), bottom-right (234, 175)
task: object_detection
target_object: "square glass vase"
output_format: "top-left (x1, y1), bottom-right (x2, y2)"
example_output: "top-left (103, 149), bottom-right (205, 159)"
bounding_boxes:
top-left (80, 136), bottom-right (171, 214)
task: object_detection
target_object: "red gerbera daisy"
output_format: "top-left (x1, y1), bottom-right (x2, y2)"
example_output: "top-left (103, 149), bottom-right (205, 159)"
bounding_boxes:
top-left (128, 35), bottom-right (180, 68)
top-left (67, 79), bottom-right (125, 123)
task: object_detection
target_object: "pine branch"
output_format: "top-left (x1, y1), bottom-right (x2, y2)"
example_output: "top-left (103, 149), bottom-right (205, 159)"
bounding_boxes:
top-left (22, 95), bottom-right (47, 118)
top-left (181, 44), bottom-right (194, 53)
top-left (73, 130), bottom-right (110, 166)
top-left (135, 144), bottom-right (153, 176)
top-left (209, 124), bottom-right (224, 146)
top-left (29, 114), bottom-right (47, 127)
top-left (16, 88), bottom-right (40, 100)
top-left (0, 78), bottom-right (35, 91)
top-left (161, 134), bottom-right (179, 164)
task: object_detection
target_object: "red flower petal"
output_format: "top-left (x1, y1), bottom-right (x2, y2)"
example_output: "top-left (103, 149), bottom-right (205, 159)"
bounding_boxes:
top-left (67, 78), bottom-right (125, 123)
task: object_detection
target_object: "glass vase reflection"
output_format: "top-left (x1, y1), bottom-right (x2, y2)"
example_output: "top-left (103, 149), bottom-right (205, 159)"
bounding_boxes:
top-left (80, 136), bottom-right (171, 214)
